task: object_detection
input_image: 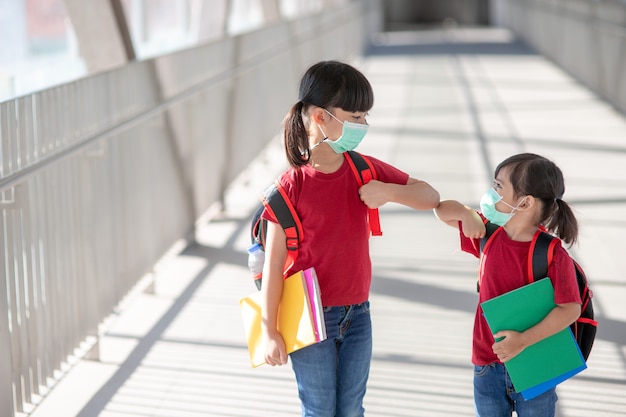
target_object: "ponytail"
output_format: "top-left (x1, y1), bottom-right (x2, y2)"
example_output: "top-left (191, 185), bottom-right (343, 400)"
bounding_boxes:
top-left (544, 198), bottom-right (579, 245)
top-left (496, 153), bottom-right (579, 246)
top-left (283, 101), bottom-right (309, 168)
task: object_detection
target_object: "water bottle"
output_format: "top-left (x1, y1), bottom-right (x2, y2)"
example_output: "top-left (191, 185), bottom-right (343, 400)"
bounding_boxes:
top-left (247, 243), bottom-right (265, 289)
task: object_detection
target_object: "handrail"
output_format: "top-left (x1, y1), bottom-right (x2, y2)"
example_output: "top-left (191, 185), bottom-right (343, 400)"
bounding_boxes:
top-left (0, 2), bottom-right (373, 416)
top-left (0, 33), bottom-right (290, 193)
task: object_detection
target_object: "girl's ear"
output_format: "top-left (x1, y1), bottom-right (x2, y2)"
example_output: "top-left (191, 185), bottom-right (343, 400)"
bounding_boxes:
top-left (311, 107), bottom-right (327, 125)
top-left (520, 195), bottom-right (535, 210)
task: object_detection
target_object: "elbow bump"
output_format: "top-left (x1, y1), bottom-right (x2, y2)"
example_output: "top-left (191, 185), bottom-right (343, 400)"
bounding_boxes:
top-left (430, 192), bottom-right (441, 208)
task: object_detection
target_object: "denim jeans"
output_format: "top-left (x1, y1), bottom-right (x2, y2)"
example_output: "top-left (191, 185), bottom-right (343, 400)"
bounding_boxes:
top-left (290, 301), bottom-right (372, 417)
top-left (474, 363), bottom-right (557, 417)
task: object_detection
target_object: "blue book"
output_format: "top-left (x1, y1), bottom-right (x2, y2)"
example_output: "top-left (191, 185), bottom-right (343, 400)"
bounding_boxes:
top-left (480, 279), bottom-right (586, 400)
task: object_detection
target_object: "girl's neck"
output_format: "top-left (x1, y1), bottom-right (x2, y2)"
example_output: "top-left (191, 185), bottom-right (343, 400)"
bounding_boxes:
top-left (502, 222), bottom-right (539, 242)
top-left (308, 146), bottom-right (344, 173)
top-left (501, 195), bottom-right (543, 242)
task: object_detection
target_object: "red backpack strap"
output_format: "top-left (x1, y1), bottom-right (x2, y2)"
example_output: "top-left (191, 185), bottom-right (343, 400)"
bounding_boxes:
top-left (528, 231), bottom-right (559, 283)
top-left (261, 181), bottom-right (303, 275)
top-left (345, 151), bottom-right (382, 236)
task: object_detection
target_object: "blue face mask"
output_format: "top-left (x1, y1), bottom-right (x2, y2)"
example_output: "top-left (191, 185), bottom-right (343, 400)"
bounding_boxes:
top-left (480, 188), bottom-right (525, 226)
top-left (318, 110), bottom-right (369, 154)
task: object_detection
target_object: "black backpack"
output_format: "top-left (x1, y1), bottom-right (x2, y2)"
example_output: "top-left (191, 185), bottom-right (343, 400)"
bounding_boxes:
top-left (480, 223), bottom-right (597, 361)
top-left (249, 151), bottom-right (381, 290)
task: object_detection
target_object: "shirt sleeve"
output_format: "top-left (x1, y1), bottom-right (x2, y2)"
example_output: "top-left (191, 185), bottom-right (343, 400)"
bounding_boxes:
top-left (260, 170), bottom-right (297, 224)
top-left (260, 206), bottom-right (277, 223)
top-left (549, 243), bottom-right (582, 305)
top-left (459, 212), bottom-right (487, 258)
top-left (364, 154), bottom-right (410, 185)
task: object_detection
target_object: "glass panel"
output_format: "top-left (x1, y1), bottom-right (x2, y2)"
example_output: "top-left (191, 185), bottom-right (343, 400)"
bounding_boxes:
top-left (279, 0), bottom-right (323, 19)
top-left (121, 0), bottom-right (228, 59)
top-left (227, 0), bottom-right (263, 35)
top-left (121, 0), bottom-right (191, 59)
top-left (196, 0), bottom-right (228, 43)
top-left (0, 0), bottom-right (86, 103)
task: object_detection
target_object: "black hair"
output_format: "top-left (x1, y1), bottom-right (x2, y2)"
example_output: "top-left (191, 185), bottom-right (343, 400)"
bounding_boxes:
top-left (495, 153), bottom-right (579, 244)
top-left (283, 61), bottom-right (374, 167)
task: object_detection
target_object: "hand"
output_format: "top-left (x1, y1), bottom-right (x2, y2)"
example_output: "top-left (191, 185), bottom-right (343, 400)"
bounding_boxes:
top-left (461, 206), bottom-right (487, 239)
top-left (492, 330), bottom-right (526, 363)
top-left (358, 180), bottom-right (388, 209)
top-left (264, 330), bottom-right (288, 366)
top-left (461, 213), bottom-right (486, 239)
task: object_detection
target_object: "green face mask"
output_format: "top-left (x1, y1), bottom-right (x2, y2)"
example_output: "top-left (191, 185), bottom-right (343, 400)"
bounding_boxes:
top-left (321, 110), bottom-right (369, 154)
top-left (480, 188), bottom-right (525, 226)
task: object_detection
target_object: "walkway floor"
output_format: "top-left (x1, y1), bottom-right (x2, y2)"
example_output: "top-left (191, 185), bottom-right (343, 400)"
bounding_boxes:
top-left (27, 27), bottom-right (626, 417)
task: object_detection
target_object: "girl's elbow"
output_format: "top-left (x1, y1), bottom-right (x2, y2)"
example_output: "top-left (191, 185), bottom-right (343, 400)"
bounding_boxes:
top-left (406, 181), bottom-right (440, 209)
top-left (419, 193), bottom-right (440, 210)
top-left (560, 302), bottom-right (582, 324)
top-left (571, 303), bottom-right (582, 321)
top-left (427, 189), bottom-right (441, 209)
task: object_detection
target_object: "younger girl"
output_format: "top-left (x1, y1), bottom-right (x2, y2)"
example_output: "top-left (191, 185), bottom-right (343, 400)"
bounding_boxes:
top-left (434, 153), bottom-right (582, 417)
top-left (260, 60), bottom-right (440, 416)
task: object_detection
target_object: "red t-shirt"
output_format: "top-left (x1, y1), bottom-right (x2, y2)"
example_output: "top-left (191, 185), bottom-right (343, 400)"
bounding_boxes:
top-left (262, 153), bottom-right (409, 307)
top-left (459, 222), bottom-right (582, 365)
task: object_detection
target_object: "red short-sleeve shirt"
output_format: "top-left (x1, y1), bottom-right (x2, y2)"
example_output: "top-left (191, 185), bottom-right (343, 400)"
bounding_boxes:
top-left (262, 154), bottom-right (409, 307)
top-left (459, 221), bottom-right (581, 365)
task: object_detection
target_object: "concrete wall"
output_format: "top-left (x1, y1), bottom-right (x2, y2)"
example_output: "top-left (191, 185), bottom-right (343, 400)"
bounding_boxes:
top-left (491, 0), bottom-right (626, 115)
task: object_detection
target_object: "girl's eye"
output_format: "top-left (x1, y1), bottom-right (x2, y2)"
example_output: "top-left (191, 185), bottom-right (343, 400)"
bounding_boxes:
top-left (493, 181), bottom-right (502, 189)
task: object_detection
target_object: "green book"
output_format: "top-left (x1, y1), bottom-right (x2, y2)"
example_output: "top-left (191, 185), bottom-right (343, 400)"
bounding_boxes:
top-left (480, 279), bottom-right (586, 399)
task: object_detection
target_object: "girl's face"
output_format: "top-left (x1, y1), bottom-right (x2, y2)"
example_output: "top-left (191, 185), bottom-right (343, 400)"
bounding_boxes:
top-left (324, 108), bottom-right (369, 140)
top-left (493, 167), bottom-right (526, 213)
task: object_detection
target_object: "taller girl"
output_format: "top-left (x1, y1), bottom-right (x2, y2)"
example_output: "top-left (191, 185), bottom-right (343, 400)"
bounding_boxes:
top-left (260, 60), bottom-right (440, 416)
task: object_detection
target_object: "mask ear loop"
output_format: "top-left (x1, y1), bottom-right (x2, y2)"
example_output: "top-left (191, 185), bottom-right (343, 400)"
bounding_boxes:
top-left (310, 125), bottom-right (328, 150)
top-left (300, 120), bottom-right (328, 156)
top-left (490, 189), bottom-right (526, 219)
top-left (324, 109), bottom-right (344, 125)
top-left (500, 195), bottom-right (527, 211)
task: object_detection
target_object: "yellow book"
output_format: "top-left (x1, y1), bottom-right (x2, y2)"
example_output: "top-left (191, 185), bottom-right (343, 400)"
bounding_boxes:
top-left (240, 268), bottom-right (324, 367)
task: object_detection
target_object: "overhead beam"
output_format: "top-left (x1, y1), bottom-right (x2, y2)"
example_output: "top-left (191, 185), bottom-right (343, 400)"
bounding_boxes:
top-left (109, 0), bottom-right (137, 61)
top-left (63, 0), bottom-right (130, 73)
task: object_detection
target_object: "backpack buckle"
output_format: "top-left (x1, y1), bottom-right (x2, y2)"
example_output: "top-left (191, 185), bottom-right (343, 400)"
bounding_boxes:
top-left (286, 236), bottom-right (298, 251)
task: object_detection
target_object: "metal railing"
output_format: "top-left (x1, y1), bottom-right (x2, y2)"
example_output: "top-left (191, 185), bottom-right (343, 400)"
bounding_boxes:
top-left (0, 2), bottom-right (376, 415)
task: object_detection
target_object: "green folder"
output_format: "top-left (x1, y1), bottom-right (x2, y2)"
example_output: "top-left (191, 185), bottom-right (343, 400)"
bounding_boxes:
top-left (480, 279), bottom-right (586, 399)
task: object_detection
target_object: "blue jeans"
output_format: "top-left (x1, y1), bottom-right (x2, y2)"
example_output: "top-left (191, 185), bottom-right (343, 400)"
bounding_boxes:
top-left (474, 363), bottom-right (557, 417)
top-left (290, 302), bottom-right (372, 417)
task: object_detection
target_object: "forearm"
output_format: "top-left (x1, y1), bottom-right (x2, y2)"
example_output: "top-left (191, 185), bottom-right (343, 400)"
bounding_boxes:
top-left (433, 200), bottom-right (485, 238)
top-left (259, 222), bottom-right (290, 366)
top-left (384, 178), bottom-right (440, 210)
top-left (520, 302), bottom-right (581, 348)
top-left (261, 267), bottom-right (283, 334)
top-left (260, 223), bottom-right (287, 334)
top-left (492, 302), bottom-right (581, 362)
top-left (434, 200), bottom-right (478, 225)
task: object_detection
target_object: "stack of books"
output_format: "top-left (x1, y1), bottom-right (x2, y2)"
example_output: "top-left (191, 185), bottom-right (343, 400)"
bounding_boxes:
top-left (240, 267), bottom-right (326, 367)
